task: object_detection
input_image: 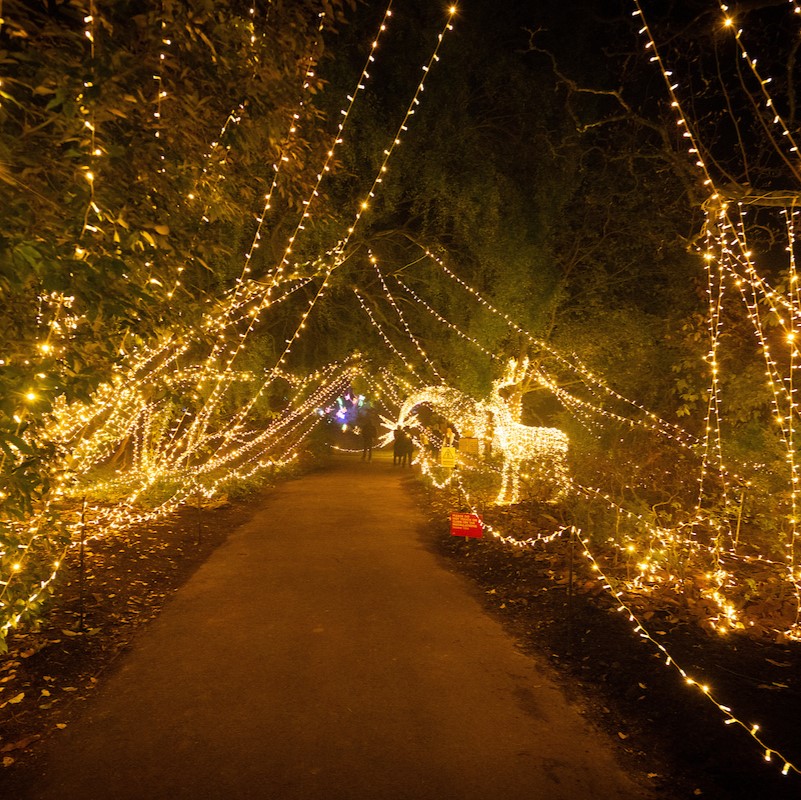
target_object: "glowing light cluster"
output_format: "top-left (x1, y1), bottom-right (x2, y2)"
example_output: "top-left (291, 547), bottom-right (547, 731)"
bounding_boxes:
top-left (393, 361), bottom-right (569, 506)
top-left (0, 3), bottom-right (460, 647)
top-left (419, 461), bottom-right (797, 779)
top-left (633, 0), bottom-right (801, 635)
top-left (4, 2), bottom-right (801, 788)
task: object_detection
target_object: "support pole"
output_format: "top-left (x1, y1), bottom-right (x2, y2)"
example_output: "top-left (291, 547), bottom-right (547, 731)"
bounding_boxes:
top-left (78, 497), bottom-right (87, 632)
top-left (566, 527), bottom-right (574, 653)
top-left (734, 488), bottom-right (746, 550)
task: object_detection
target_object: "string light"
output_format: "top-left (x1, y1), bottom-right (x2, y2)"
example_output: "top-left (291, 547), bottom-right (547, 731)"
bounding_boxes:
top-left (372, 255), bottom-right (442, 382)
top-left (425, 246), bottom-right (699, 448)
top-left (715, 1), bottom-right (801, 177)
top-left (352, 286), bottom-right (423, 378)
top-left (418, 455), bottom-right (798, 777)
top-left (392, 362), bottom-right (569, 506)
top-left (176, 5), bottom-right (457, 472)
top-left (578, 528), bottom-right (799, 778)
top-left (2, 1), bottom-right (442, 643)
top-left (393, 276), bottom-right (498, 360)
top-left (269, 2), bottom-right (396, 285)
top-left (4, 4), bottom-right (801, 787)
top-left (631, 0), bottom-right (801, 636)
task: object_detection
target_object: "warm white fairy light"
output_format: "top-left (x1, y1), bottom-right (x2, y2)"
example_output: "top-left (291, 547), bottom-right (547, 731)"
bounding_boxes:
top-left (786, 209), bottom-right (801, 616)
top-left (162, 270), bottom-right (320, 466)
top-left (2, 0), bottom-right (460, 648)
top-left (393, 276), bottom-right (497, 360)
top-left (420, 445), bottom-right (799, 777)
top-left (236, 13), bottom-right (326, 289)
top-left (178, 6), bottom-right (458, 469)
top-left (327, 7), bottom-right (457, 267)
top-left (716, 2), bottom-right (801, 175)
top-left (538, 369), bottom-right (699, 450)
top-left (168, 1), bottom-right (455, 468)
top-left (153, 11), bottom-right (169, 150)
top-left (568, 472), bottom-right (746, 630)
top-left (393, 364), bottom-right (569, 506)
top-left (379, 365), bottom-right (418, 404)
top-left (690, 225), bottom-right (733, 629)
top-left (387, 221), bottom-right (787, 645)
top-left (198, 268), bottom-right (337, 465)
top-left (371, 255), bottom-right (442, 381)
top-left (694, 202), bottom-right (801, 624)
top-left (578, 529), bottom-right (799, 777)
top-left (180, 19), bottom-right (329, 426)
top-left (352, 287), bottom-right (422, 378)
top-left (631, 0), bottom-right (801, 639)
top-left (78, 1), bottom-right (102, 240)
top-left (269, 2), bottom-right (396, 285)
top-left (65, 359), bottom-right (359, 524)
top-left (354, 371), bottom-right (397, 419)
top-left (699, 223), bottom-right (728, 516)
top-left (426, 246), bottom-right (698, 448)
top-left (5, 5), bottom-right (800, 788)
top-left (1, 3), bottom-right (450, 580)
top-left (720, 211), bottom-right (801, 629)
top-left (630, 2), bottom-right (715, 190)
top-left (2, 278), bottom-right (327, 618)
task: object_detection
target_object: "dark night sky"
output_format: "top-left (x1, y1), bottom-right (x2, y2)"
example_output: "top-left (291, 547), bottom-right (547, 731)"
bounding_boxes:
top-left (326, 0), bottom-right (800, 202)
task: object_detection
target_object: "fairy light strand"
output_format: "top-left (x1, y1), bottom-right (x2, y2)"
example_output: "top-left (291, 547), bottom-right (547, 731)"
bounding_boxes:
top-left (371, 256), bottom-right (443, 381)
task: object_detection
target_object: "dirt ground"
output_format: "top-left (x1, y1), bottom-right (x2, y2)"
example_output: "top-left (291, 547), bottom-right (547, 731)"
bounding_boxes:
top-left (1, 463), bottom-right (800, 799)
top-left (410, 479), bottom-right (801, 800)
top-left (0, 497), bottom-right (256, 775)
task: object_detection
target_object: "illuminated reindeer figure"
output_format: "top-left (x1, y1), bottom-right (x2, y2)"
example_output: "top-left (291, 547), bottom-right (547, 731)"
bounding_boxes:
top-left (394, 359), bottom-right (569, 505)
top-left (487, 360), bottom-right (569, 505)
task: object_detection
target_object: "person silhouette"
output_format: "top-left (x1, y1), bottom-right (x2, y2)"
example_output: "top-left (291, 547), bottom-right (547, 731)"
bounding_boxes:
top-left (360, 417), bottom-right (378, 462)
top-left (393, 426), bottom-right (405, 466)
top-left (400, 426), bottom-right (414, 467)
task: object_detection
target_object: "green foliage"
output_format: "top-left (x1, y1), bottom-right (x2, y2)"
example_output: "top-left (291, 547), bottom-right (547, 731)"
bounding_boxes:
top-left (0, 0), bottom-right (354, 638)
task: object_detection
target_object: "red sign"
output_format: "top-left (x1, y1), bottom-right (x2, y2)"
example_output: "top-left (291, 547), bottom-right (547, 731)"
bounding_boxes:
top-left (450, 512), bottom-right (483, 538)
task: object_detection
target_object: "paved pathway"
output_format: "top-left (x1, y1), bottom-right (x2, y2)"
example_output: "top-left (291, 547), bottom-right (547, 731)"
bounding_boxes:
top-left (7, 453), bottom-right (656, 799)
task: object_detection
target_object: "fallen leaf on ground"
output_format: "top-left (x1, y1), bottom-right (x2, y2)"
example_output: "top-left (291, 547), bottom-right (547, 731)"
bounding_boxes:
top-left (0, 735), bottom-right (39, 753)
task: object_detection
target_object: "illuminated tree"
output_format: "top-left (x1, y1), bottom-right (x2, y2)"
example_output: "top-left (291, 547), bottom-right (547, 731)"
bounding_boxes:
top-left (0, 0), bottom-right (355, 645)
top-left (0, 0), bottom-right (353, 507)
